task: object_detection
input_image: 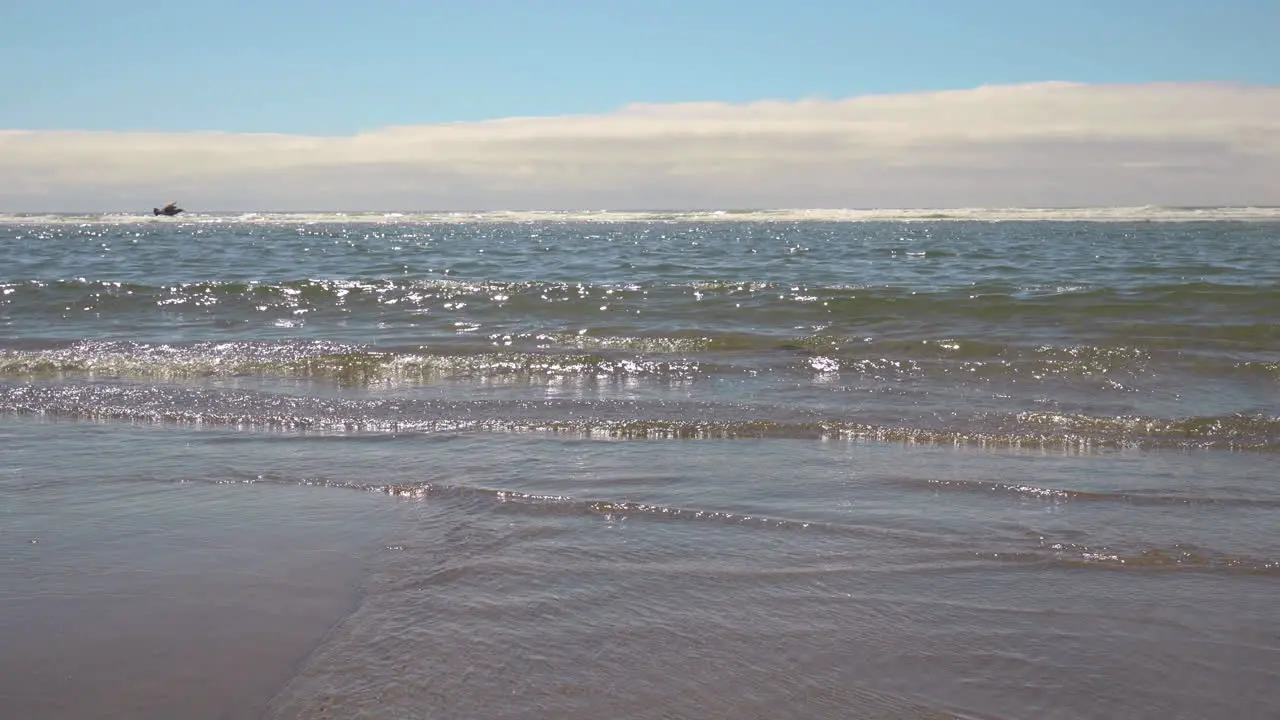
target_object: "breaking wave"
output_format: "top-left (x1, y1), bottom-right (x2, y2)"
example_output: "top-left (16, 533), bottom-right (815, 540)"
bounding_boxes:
top-left (2, 382), bottom-right (1277, 451)
top-left (3, 205), bottom-right (1280, 225)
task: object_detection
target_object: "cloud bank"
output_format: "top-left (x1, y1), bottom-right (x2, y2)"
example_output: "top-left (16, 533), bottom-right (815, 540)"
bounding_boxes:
top-left (2, 82), bottom-right (1278, 211)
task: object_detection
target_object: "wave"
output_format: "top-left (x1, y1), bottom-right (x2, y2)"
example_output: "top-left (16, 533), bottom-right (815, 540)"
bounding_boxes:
top-left (3, 382), bottom-right (1277, 451)
top-left (184, 472), bottom-right (1280, 574)
top-left (3, 338), bottom-right (1277, 393)
top-left (7, 277), bottom-right (1275, 304)
top-left (3, 206), bottom-right (1280, 225)
top-left (4, 279), bottom-right (1277, 346)
top-left (0, 340), bottom-right (706, 384)
top-left (2, 338), bottom-right (1274, 387)
top-left (909, 478), bottom-right (1280, 508)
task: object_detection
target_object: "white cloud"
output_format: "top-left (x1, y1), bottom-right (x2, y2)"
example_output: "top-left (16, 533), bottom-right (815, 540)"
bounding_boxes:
top-left (2, 82), bottom-right (1278, 211)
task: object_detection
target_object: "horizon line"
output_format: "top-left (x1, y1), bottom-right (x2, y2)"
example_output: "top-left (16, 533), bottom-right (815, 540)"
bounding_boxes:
top-left (4, 204), bottom-right (1280, 213)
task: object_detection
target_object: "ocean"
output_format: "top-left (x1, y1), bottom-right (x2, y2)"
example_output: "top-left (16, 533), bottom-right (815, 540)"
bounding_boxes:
top-left (1, 208), bottom-right (1277, 719)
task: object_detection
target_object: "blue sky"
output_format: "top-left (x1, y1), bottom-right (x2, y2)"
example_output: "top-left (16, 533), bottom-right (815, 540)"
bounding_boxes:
top-left (3, 1), bottom-right (1279, 211)
top-left (3, 0), bottom-right (1278, 134)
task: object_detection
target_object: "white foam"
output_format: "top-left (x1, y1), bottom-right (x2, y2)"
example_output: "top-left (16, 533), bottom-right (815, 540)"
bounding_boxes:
top-left (1, 206), bottom-right (1279, 225)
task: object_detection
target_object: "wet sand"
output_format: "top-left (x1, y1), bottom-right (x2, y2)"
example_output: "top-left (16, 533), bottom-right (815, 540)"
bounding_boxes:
top-left (0, 478), bottom-right (387, 720)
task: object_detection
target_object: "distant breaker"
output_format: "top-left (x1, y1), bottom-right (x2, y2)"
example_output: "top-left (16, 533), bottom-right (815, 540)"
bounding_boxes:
top-left (3, 206), bottom-right (1279, 225)
top-left (152, 206), bottom-right (1276, 224)
top-left (117, 206), bottom-right (1280, 224)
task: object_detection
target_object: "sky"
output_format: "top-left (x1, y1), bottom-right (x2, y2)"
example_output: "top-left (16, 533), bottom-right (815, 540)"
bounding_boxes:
top-left (2, 0), bottom-right (1278, 211)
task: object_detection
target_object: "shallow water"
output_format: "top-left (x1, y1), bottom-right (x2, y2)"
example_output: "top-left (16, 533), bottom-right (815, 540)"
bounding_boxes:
top-left (0, 419), bottom-right (390, 719)
top-left (2, 213), bottom-right (1278, 718)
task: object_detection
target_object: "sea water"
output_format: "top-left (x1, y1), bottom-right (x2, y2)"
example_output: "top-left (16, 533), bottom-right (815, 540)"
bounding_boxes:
top-left (2, 209), bottom-right (1278, 719)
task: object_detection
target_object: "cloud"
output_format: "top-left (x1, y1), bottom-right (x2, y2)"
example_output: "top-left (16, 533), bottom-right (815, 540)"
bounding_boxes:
top-left (2, 82), bottom-right (1278, 211)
